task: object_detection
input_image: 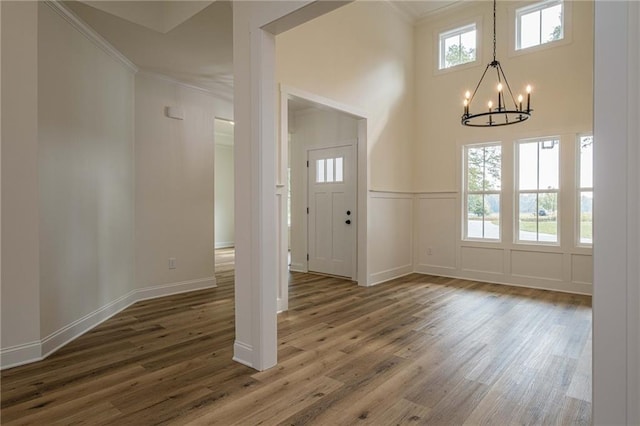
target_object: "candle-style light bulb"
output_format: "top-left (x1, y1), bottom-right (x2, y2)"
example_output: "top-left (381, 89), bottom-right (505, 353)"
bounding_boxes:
top-left (497, 83), bottom-right (503, 92)
top-left (518, 94), bottom-right (523, 111)
top-left (526, 85), bottom-right (532, 94)
top-left (526, 85), bottom-right (532, 111)
top-left (497, 83), bottom-right (503, 110)
top-left (463, 99), bottom-right (469, 115)
top-left (488, 100), bottom-right (493, 111)
top-left (465, 90), bottom-right (471, 100)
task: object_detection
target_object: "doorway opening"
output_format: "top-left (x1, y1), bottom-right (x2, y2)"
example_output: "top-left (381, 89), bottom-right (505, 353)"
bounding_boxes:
top-left (278, 87), bottom-right (368, 312)
top-left (214, 118), bottom-right (235, 255)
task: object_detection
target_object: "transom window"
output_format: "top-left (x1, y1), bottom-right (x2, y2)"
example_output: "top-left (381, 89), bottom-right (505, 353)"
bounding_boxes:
top-left (439, 23), bottom-right (477, 70)
top-left (315, 157), bottom-right (344, 183)
top-left (464, 144), bottom-right (501, 240)
top-left (516, 0), bottom-right (564, 50)
top-left (516, 138), bottom-right (560, 244)
top-left (578, 135), bottom-right (593, 246)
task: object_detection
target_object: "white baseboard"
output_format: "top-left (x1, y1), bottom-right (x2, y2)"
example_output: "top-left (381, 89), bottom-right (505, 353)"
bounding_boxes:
top-left (215, 242), bottom-right (234, 249)
top-left (414, 264), bottom-right (592, 295)
top-left (289, 262), bottom-right (306, 273)
top-left (1, 276), bottom-right (217, 370)
top-left (367, 264), bottom-right (413, 287)
top-left (0, 341), bottom-right (42, 370)
top-left (233, 340), bottom-right (253, 368)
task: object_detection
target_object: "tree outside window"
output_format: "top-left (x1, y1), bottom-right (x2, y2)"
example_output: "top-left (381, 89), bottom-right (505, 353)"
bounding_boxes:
top-left (440, 24), bottom-right (476, 69)
top-left (465, 144), bottom-right (501, 240)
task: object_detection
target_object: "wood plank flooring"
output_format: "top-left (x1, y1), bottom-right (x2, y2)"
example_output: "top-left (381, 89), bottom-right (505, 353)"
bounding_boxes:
top-left (1, 248), bottom-right (592, 425)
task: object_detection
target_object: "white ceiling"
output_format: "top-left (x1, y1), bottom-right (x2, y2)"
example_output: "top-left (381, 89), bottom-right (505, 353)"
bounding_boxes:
top-left (64, 0), bottom-right (464, 97)
top-left (65, 0), bottom-right (233, 95)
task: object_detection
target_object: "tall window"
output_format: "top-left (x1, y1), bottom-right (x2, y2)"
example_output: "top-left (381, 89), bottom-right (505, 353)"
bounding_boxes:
top-left (464, 144), bottom-right (501, 240)
top-left (578, 135), bottom-right (593, 245)
top-left (439, 23), bottom-right (477, 70)
top-left (517, 138), bottom-right (560, 243)
top-left (516, 0), bottom-right (563, 50)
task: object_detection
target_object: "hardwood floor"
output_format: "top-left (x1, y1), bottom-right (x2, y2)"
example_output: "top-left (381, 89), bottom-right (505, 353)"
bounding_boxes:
top-left (1, 248), bottom-right (592, 425)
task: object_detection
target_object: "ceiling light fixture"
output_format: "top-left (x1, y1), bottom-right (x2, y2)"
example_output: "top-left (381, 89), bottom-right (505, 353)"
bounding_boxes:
top-left (461, 0), bottom-right (533, 127)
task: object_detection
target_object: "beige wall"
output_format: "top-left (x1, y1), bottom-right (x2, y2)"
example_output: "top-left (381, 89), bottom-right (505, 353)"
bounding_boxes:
top-left (37, 2), bottom-right (136, 339)
top-left (1, 1), bottom-right (41, 355)
top-left (134, 73), bottom-right (231, 289)
top-left (276, 1), bottom-right (414, 192)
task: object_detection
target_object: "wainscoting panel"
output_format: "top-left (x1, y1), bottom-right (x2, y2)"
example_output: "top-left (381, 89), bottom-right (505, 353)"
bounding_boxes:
top-left (415, 195), bottom-right (457, 269)
top-left (511, 250), bottom-right (564, 281)
top-left (368, 192), bottom-right (413, 285)
top-left (571, 254), bottom-right (594, 285)
top-left (461, 246), bottom-right (504, 274)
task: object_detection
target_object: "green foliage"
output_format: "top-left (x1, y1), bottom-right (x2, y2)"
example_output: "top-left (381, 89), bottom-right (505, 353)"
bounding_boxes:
top-left (445, 44), bottom-right (475, 68)
top-left (550, 25), bottom-right (562, 41)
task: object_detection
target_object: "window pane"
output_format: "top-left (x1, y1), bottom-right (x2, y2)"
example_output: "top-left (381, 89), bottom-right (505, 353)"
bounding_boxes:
top-left (316, 159), bottom-right (325, 183)
top-left (467, 194), bottom-right (484, 238)
top-left (519, 142), bottom-right (538, 190)
top-left (542, 3), bottom-right (563, 43)
top-left (537, 192), bottom-right (558, 242)
top-left (519, 193), bottom-right (538, 241)
top-left (460, 29), bottom-right (477, 61)
top-left (335, 157), bottom-right (343, 182)
top-left (467, 147), bottom-right (484, 191)
top-left (444, 34), bottom-right (459, 67)
top-left (484, 146), bottom-right (502, 190)
top-left (326, 158), bottom-right (334, 182)
top-left (580, 136), bottom-right (593, 188)
top-left (538, 140), bottom-right (559, 189)
top-left (484, 194), bottom-right (500, 239)
top-left (441, 25), bottom-right (476, 69)
top-left (580, 190), bottom-right (593, 244)
top-left (520, 10), bottom-right (541, 49)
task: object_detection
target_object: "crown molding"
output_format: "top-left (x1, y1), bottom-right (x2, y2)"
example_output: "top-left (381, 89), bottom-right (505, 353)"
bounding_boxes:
top-left (137, 70), bottom-right (233, 101)
top-left (44, 0), bottom-right (138, 73)
top-left (382, 1), bottom-right (415, 25)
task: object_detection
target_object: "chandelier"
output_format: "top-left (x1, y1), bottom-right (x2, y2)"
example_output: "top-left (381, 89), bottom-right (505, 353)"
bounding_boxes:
top-left (461, 0), bottom-right (532, 127)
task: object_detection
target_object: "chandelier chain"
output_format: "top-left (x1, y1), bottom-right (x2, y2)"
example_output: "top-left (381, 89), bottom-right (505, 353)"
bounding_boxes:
top-left (492, 0), bottom-right (497, 62)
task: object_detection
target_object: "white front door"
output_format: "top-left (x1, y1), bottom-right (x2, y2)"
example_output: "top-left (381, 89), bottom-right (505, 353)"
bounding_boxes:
top-left (308, 145), bottom-right (355, 278)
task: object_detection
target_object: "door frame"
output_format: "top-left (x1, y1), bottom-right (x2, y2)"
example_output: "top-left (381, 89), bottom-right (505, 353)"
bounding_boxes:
top-left (306, 142), bottom-right (357, 279)
top-left (278, 85), bottom-right (368, 312)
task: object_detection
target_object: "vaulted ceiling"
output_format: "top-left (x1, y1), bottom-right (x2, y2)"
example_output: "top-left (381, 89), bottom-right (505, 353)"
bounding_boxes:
top-left (64, 1), bottom-right (461, 96)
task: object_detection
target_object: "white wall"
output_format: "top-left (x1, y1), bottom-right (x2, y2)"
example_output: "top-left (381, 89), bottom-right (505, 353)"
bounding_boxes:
top-left (288, 108), bottom-right (358, 272)
top-left (413, 0), bottom-right (594, 294)
top-left (135, 73), bottom-right (231, 290)
top-left (214, 135), bottom-right (234, 248)
top-left (1, 1), bottom-right (41, 364)
top-left (37, 2), bottom-right (136, 341)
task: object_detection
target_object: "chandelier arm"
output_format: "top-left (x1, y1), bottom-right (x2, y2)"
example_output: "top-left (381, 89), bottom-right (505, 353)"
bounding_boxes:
top-left (469, 63), bottom-right (492, 103)
top-left (497, 62), bottom-right (519, 108)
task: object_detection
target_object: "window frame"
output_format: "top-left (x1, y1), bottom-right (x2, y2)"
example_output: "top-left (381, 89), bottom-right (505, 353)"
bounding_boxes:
top-left (515, 137), bottom-right (561, 246)
top-left (576, 134), bottom-right (593, 247)
top-left (509, 0), bottom-right (572, 57)
top-left (463, 142), bottom-right (503, 242)
top-left (434, 18), bottom-right (482, 75)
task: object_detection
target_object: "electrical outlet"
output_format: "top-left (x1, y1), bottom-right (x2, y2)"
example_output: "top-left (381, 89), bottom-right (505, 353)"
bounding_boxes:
top-left (169, 258), bottom-right (177, 269)
top-left (427, 247), bottom-right (433, 255)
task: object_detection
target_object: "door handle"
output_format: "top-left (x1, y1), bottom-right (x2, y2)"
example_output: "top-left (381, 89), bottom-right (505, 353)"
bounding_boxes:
top-left (345, 219), bottom-right (351, 225)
